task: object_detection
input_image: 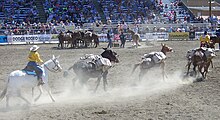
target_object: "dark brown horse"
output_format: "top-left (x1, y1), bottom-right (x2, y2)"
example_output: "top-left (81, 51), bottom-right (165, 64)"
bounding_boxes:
top-left (58, 31), bottom-right (83, 49)
top-left (186, 48), bottom-right (216, 78)
top-left (83, 31), bottom-right (99, 48)
top-left (132, 43), bottom-right (173, 81)
top-left (58, 31), bottom-right (74, 49)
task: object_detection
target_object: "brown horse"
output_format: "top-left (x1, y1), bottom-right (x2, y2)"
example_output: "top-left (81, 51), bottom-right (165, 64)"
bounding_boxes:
top-left (198, 58), bottom-right (213, 79)
top-left (127, 28), bottom-right (141, 48)
top-left (58, 31), bottom-right (74, 49)
top-left (131, 43), bottom-right (173, 81)
top-left (186, 48), bottom-right (216, 78)
top-left (71, 31), bottom-right (83, 48)
top-left (84, 31), bottom-right (99, 48)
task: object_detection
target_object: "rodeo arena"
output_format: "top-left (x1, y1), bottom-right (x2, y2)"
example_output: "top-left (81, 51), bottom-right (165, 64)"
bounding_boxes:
top-left (1, 0), bottom-right (220, 119)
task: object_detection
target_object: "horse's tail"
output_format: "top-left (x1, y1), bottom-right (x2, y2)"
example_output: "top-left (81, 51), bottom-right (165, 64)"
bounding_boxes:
top-left (131, 63), bottom-right (140, 75)
top-left (0, 79), bottom-right (9, 102)
top-left (63, 65), bottom-right (74, 77)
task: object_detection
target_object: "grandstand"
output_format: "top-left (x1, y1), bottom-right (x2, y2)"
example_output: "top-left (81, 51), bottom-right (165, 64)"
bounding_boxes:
top-left (181, 0), bottom-right (220, 19)
top-left (0, 0), bottom-right (215, 36)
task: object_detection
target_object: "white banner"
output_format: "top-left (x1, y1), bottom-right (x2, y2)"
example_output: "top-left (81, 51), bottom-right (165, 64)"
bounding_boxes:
top-left (7, 34), bottom-right (52, 43)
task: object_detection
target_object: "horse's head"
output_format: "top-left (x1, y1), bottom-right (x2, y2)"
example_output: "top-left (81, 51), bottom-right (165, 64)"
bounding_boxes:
top-left (101, 48), bottom-right (119, 63)
top-left (45, 55), bottom-right (62, 72)
top-left (161, 43), bottom-right (173, 54)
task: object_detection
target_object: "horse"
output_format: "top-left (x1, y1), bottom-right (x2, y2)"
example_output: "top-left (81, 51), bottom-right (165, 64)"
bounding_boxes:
top-left (131, 43), bottom-right (173, 81)
top-left (0, 55), bottom-right (62, 108)
top-left (198, 57), bottom-right (213, 79)
top-left (71, 31), bottom-right (83, 48)
top-left (83, 31), bottom-right (99, 48)
top-left (186, 47), bottom-right (216, 78)
top-left (64, 48), bottom-right (119, 92)
top-left (210, 36), bottom-right (220, 49)
top-left (127, 28), bottom-right (141, 48)
top-left (58, 31), bottom-right (74, 49)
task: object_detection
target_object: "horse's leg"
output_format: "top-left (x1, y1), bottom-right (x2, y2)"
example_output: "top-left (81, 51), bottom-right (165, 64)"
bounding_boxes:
top-left (18, 90), bottom-right (31, 105)
top-left (161, 62), bottom-right (166, 81)
top-left (192, 62), bottom-right (197, 77)
top-left (211, 60), bottom-right (214, 68)
top-left (44, 85), bottom-right (55, 102)
top-left (139, 69), bottom-right (147, 81)
top-left (94, 76), bottom-right (102, 93)
top-left (31, 87), bottom-right (34, 103)
top-left (34, 85), bottom-right (43, 102)
top-left (6, 94), bottom-right (9, 108)
top-left (186, 61), bottom-right (191, 75)
top-left (102, 71), bottom-right (108, 91)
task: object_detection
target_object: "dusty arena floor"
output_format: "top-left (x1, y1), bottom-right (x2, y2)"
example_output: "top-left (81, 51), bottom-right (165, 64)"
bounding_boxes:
top-left (0, 41), bottom-right (220, 120)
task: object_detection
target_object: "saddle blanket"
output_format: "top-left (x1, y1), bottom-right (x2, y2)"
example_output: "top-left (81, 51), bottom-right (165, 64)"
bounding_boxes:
top-left (22, 69), bottom-right (37, 76)
top-left (80, 54), bottom-right (112, 69)
top-left (143, 52), bottom-right (166, 63)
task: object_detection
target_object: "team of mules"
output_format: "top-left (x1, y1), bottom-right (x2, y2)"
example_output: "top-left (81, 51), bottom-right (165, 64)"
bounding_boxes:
top-left (58, 30), bottom-right (99, 49)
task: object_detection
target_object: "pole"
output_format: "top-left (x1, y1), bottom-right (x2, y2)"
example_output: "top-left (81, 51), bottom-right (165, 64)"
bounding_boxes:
top-left (209, 0), bottom-right (212, 18)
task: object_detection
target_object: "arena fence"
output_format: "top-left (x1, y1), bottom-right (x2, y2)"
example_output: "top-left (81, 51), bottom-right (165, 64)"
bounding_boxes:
top-left (0, 31), bottom-right (216, 45)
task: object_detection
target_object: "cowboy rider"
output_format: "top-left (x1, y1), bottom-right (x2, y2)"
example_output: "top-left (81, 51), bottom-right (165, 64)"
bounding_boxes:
top-left (27, 45), bottom-right (45, 85)
top-left (200, 31), bottom-right (211, 48)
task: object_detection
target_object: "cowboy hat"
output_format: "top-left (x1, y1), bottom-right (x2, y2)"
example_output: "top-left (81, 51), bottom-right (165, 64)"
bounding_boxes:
top-left (30, 45), bottom-right (40, 51)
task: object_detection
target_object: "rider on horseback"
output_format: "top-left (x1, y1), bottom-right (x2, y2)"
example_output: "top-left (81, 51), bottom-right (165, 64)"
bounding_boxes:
top-left (26, 45), bottom-right (44, 85)
top-left (200, 31), bottom-right (211, 48)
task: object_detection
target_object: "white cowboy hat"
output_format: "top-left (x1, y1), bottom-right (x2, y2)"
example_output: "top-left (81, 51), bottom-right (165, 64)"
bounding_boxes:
top-left (30, 45), bottom-right (40, 51)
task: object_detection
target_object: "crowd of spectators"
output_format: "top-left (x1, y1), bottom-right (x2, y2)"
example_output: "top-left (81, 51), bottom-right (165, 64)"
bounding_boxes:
top-left (44, 0), bottom-right (101, 24)
top-left (0, 0), bottom-right (39, 24)
top-left (0, 0), bottom-right (218, 36)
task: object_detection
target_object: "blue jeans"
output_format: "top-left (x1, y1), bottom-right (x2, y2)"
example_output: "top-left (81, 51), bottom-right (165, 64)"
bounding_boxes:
top-left (27, 61), bottom-right (43, 79)
top-left (107, 39), bottom-right (112, 48)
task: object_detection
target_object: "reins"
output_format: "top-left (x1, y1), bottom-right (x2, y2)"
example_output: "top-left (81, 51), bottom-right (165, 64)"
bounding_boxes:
top-left (44, 59), bottom-right (60, 73)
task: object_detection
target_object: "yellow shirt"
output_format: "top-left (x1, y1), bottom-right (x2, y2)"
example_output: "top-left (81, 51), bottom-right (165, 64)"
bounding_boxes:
top-left (200, 35), bottom-right (210, 43)
top-left (28, 51), bottom-right (43, 63)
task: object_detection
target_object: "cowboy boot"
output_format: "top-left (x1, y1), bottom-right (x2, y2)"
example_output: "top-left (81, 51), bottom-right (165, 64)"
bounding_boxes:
top-left (38, 77), bottom-right (45, 86)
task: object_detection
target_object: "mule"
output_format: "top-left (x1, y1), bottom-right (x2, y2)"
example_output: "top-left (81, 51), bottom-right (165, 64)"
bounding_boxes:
top-left (64, 48), bottom-right (119, 92)
top-left (58, 31), bottom-right (74, 49)
top-left (83, 31), bottom-right (99, 48)
top-left (131, 43), bottom-right (173, 81)
top-left (127, 28), bottom-right (141, 48)
top-left (0, 55), bottom-right (62, 108)
top-left (186, 47), bottom-right (216, 78)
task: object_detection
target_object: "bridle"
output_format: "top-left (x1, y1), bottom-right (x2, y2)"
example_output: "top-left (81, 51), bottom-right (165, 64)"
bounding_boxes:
top-left (44, 59), bottom-right (61, 73)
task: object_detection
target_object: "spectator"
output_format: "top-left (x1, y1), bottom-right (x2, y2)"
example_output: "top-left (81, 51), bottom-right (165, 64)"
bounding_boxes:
top-left (119, 31), bottom-right (126, 48)
top-left (107, 30), bottom-right (112, 48)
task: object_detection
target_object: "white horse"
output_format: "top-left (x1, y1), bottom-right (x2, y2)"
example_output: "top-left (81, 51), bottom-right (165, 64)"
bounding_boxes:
top-left (0, 55), bottom-right (62, 108)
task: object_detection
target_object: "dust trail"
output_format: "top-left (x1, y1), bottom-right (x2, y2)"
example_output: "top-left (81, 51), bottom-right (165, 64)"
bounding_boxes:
top-left (0, 69), bottom-right (196, 108)
top-left (37, 69), bottom-right (196, 104)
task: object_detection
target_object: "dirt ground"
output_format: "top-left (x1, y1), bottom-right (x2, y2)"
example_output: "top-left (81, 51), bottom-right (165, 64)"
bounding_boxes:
top-left (0, 40), bottom-right (220, 120)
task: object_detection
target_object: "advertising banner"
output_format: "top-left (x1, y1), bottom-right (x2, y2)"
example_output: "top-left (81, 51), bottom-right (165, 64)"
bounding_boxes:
top-left (169, 32), bottom-right (189, 40)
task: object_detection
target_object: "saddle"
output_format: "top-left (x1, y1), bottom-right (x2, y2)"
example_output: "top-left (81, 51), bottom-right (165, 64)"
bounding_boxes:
top-left (143, 52), bottom-right (166, 64)
top-left (80, 54), bottom-right (112, 71)
top-left (22, 66), bottom-right (37, 76)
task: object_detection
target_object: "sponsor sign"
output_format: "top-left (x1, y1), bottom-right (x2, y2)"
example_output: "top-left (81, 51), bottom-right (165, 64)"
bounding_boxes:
top-left (169, 32), bottom-right (189, 40)
top-left (7, 35), bottom-right (52, 43)
top-left (97, 33), bottom-right (107, 42)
